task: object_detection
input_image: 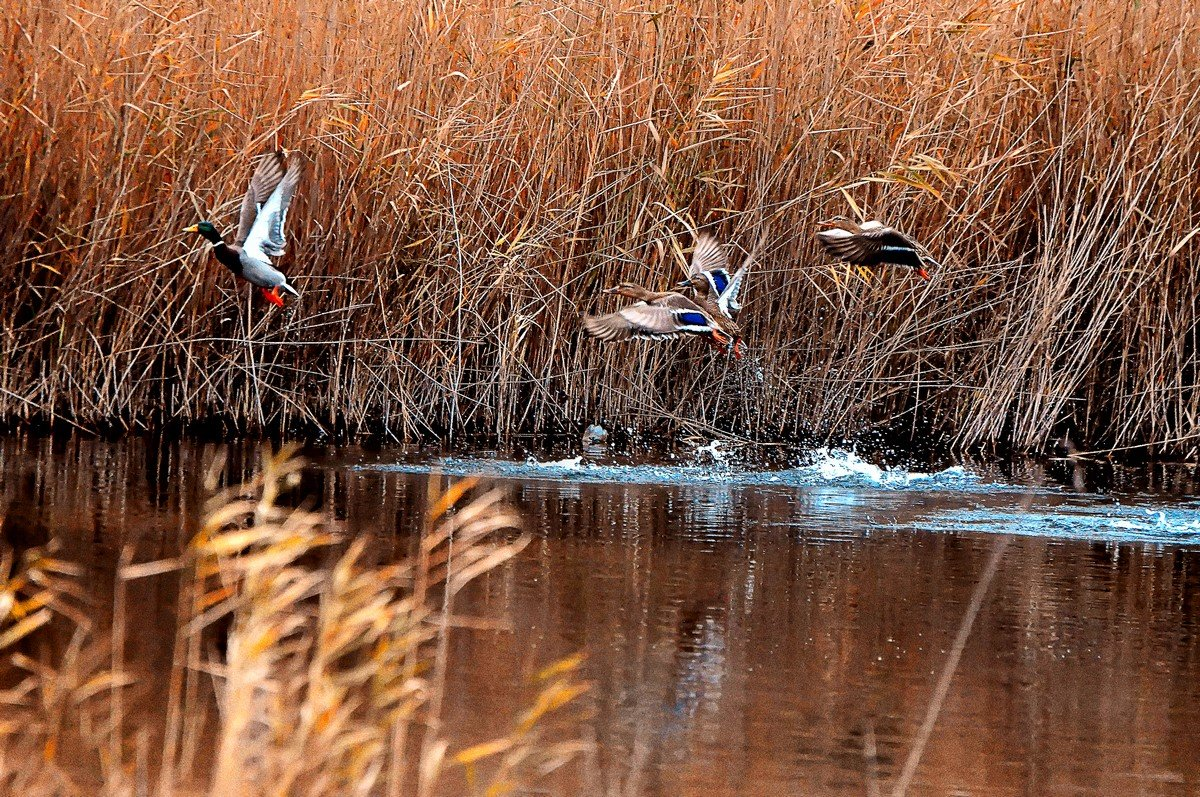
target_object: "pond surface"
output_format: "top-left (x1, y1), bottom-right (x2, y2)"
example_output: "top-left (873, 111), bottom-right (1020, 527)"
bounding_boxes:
top-left (3, 437), bottom-right (1200, 796)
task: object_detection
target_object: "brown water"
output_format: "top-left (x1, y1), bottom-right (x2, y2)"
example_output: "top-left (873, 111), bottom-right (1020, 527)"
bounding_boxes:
top-left (3, 437), bottom-right (1200, 796)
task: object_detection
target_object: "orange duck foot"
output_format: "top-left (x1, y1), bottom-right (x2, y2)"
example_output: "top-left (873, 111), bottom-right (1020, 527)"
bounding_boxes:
top-left (705, 333), bottom-right (742, 359)
top-left (260, 286), bottom-right (285, 307)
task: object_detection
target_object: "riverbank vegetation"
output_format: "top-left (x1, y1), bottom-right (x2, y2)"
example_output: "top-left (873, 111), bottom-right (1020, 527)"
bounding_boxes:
top-left (0, 447), bottom-right (588, 794)
top-left (3, 0), bottom-right (1199, 455)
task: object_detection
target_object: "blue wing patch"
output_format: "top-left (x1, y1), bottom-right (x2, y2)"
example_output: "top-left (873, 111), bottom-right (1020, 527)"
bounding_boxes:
top-left (711, 270), bottom-right (730, 294)
top-left (677, 311), bottom-right (710, 328)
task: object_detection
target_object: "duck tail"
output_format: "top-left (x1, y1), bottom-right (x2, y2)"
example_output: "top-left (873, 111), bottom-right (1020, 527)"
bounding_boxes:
top-left (280, 281), bottom-right (300, 298)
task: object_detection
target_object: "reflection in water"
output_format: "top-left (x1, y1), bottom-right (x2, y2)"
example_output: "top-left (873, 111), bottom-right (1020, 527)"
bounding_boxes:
top-left (2, 437), bottom-right (1199, 796)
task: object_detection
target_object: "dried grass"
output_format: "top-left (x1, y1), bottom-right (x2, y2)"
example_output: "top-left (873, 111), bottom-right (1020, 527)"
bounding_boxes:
top-left (2, 0), bottom-right (1199, 454)
top-left (0, 447), bottom-right (589, 795)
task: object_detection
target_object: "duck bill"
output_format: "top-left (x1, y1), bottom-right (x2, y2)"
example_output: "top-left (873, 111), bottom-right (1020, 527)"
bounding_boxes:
top-left (183, 224), bottom-right (199, 234)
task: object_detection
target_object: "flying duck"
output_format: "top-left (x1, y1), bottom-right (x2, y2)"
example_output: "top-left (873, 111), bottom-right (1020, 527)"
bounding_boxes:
top-left (185, 149), bottom-right (303, 307)
top-left (816, 217), bottom-right (937, 280)
top-left (582, 282), bottom-right (741, 355)
top-left (675, 234), bottom-right (752, 356)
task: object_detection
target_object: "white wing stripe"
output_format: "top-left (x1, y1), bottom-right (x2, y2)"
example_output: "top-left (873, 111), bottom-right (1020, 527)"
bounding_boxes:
top-left (817, 228), bottom-right (853, 240)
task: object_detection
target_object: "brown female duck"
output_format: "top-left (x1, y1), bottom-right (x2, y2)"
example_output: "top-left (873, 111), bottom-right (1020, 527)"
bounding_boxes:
top-left (583, 281), bottom-right (741, 356)
top-left (674, 234), bottom-right (751, 356)
top-left (816, 217), bottom-right (938, 280)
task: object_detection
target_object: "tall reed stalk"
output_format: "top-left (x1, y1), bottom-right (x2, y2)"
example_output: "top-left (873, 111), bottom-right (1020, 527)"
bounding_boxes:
top-left (3, 0), bottom-right (1198, 454)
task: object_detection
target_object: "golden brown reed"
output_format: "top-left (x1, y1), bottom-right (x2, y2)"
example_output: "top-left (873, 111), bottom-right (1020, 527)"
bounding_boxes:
top-left (0, 448), bottom-right (589, 795)
top-left (2, 0), bottom-right (1199, 454)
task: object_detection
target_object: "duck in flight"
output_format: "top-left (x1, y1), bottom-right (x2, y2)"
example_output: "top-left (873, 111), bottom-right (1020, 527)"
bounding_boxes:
top-left (675, 234), bottom-right (751, 357)
top-left (816, 217), bottom-right (938, 280)
top-left (582, 282), bottom-right (739, 354)
top-left (185, 149), bottom-right (303, 308)
top-left (583, 235), bottom-right (746, 359)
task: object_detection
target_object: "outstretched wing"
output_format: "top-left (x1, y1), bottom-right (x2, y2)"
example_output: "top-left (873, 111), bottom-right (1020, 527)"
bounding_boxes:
top-left (686, 234), bottom-right (738, 305)
top-left (242, 153), bottom-right (303, 260)
top-left (235, 150), bottom-right (290, 246)
top-left (688, 235), bottom-right (729, 277)
top-left (584, 302), bottom-right (715, 342)
top-left (719, 258), bottom-right (752, 320)
top-left (860, 222), bottom-right (921, 251)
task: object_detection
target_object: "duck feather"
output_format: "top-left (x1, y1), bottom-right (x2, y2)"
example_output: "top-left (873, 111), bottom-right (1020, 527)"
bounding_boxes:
top-left (243, 153), bottom-right (303, 262)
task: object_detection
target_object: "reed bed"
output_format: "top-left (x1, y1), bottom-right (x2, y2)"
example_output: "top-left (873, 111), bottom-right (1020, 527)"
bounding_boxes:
top-left (2, 0), bottom-right (1199, 454)
top-left (0, 447), bottom-right (589, 795)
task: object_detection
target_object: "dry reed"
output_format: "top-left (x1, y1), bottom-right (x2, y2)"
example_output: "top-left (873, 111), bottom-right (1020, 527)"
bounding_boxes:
top-left (0, 447), bottom-right (589, 795)
top-left (2, 0), bottom-right (1199, 455)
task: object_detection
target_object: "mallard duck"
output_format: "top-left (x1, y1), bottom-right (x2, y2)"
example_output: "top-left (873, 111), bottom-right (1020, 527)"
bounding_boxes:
top-left (582, 282), bottom-right (740, 354)
top-left (675, 234), bottom-right (751, 319)
top-left (675, 234), bottom-right (752, 358)
top-left (185, 149), bottom-right (303, 307)
top-left (816, 217), bottom-right (937, 280)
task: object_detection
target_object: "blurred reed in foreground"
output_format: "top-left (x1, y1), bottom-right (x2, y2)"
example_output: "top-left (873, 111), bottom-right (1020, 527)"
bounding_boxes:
top-left (2, 0), bottom-right (1199, 455)
top-left (0, 447), bottom-right (589, 795)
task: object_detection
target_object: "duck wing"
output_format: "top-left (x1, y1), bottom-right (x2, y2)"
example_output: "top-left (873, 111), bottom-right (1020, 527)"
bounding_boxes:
top-left (242, 153), bottom-right (303, 260)
top-left (686, 234), bottom-right (741, 304)
top-left (584, 298), bottom-right (717, 342)
top-left (235, 151), bottom-right (290, 246)
top-left (688, 234), bottom-right (729, 274)
top-left (718, 259), bottom-right (751, 320)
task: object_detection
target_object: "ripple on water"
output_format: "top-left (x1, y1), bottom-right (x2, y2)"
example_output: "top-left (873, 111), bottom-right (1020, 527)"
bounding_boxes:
top-left (904, 503), bottom-right (1200, 546)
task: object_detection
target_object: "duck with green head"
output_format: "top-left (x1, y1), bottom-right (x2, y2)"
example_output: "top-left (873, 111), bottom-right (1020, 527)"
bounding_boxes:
top-left (185, 149), bottom-right (303, 308)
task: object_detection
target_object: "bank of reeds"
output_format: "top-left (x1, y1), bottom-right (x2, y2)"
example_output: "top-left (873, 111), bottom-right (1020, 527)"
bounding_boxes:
top-left (0, 447), bottom-right (589, 795)
top-left (2, 0), bottom-right (1199, 454)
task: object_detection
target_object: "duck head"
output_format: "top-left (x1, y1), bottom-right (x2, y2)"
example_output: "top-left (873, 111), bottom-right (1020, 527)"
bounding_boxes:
top-left (184, 220), bottom-right (224, 244)
top-left (674, 273), bottom-right (710, 292)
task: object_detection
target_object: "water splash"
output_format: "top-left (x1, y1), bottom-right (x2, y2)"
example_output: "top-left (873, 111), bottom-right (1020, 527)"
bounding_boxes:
top-left (1105, 507), bottom-right (1200, 540)
top-left (795, 448), bottom-right (978, 489)
top-left (692, 440), bottom-right (731, 464)
top-left (356, 449), bottom-right (1200, 546)
top-left (536, 455), bottom-right (583, 469)
top-left (364, 447), bottom-right (985, 491)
